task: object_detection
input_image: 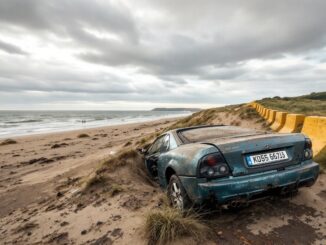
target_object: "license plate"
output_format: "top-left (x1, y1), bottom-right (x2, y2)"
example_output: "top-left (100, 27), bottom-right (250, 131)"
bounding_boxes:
top-left (246, 150), bottom-right (288, 166)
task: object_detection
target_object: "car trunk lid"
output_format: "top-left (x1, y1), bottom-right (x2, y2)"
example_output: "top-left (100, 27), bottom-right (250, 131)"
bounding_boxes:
top-left (205, 133), bottom-right (305, 176)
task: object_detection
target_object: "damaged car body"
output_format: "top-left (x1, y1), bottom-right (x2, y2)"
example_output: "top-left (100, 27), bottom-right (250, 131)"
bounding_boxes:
top-left (142, 125), bottom-right (319, 210)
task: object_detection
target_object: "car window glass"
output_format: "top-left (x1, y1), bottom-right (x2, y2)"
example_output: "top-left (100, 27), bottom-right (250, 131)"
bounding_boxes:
top-left (169, 134), bottom-right (178, 150)
top-left (160, 134), bottom-right (170, 153)
top-left (148, 136), bottom-right (164, 154)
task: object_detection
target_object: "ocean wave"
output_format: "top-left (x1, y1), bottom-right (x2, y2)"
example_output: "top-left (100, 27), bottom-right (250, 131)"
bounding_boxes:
top-left (0, 110), bottom-right (191, 138)
top-left (5, 119), bottom-right (43, 124)
top-left (0, 124), bottom-right (19, 128)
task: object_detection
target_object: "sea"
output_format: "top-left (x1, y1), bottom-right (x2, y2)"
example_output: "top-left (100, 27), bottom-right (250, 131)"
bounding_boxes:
top-left (0, 110), bottom-right (192, 138)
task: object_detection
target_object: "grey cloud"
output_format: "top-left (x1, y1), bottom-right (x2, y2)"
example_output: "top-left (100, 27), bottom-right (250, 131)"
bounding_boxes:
top-left (199, 67), bottom-right (248, 81)
top-left (0, 0), bottom-right (138, 42)
top-left (1, 0), bottom-right (326, 76)
top-left (77, 0), bottom-right (326, 76)
top-left (0, 39), bottom-right (27, 55)
top-left (0, 0), bottom-right (325, 109)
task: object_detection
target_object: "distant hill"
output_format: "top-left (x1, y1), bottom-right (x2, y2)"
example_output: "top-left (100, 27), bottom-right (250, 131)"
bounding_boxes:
top-left (258, 91), bottom-right (326, 116)
top-left (151, 108), bottom-right (201, 112)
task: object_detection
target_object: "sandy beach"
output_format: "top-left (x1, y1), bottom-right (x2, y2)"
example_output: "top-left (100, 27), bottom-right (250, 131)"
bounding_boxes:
top-left (0, 117), bottom-right (178, 244)
top-left (0, 114), bottom-right (325, 245)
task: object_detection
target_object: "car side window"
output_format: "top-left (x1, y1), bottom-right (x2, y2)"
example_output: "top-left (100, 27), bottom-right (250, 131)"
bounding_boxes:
top-left (147, 135), bottom-right (170, 155)
top-left (169, 134), bottom-right (178, 150)
top-left (160, 134), bottom-right (170, 153)
top-left (147, 136), bottom-right (165, 155)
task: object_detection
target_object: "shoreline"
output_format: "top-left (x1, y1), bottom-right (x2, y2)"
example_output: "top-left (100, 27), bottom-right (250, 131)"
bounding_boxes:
top-left (0, 115), bottom-right (185, 140)
top-left (0, 115), bottom-right (180, 243)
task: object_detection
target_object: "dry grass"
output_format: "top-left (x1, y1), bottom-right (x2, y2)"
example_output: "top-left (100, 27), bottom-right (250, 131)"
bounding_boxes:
top-left (167, 104), bottom-right (259, 131)
top-left (82, 172), bottom-right (125, 196)
top-left (83, 173), bottom-right (107, 190)
top-left (231, 120), bottom-right (241, 126)
top-left (109, 183), bottom-right (124, 197)
top-left (95, 147), bottom-right (156, 186)
top-left (137, 135), bottom-right (156, 148)
top-left (238, 106), bottom-right (260, 120)
top-left (124, 141), bottom-right (132, 146)
top-left (259, 96), bottom-right (326, 116)
top-left (145, 208), bottom-right (212, 245)
top-left (78, 133), bottom-right (90, 138)
top-left (101, 148), bottom-right (140, 170)
top-left (0, 138), bottom-right (17, 146)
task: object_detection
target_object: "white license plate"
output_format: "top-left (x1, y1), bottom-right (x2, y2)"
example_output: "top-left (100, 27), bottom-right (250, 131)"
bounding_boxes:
top-left (246, 150), bottom-right (288, 166)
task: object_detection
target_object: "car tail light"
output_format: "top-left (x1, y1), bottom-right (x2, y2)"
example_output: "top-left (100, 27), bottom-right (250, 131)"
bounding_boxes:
top-left (304, 138), bottom-right (313, 160)
top-left (198, 152), bottom-right (230, 178)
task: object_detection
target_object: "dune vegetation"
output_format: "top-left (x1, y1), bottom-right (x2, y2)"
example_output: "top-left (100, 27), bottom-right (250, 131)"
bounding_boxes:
top-left (145, 207), bottom-right (212, 245)
top-left (258, 92), bottom-right (326, 116)
top-left (0, 138), bottom-right (17, 146)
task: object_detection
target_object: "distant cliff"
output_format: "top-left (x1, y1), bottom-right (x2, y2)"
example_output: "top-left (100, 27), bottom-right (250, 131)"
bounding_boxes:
top-left (151, 108), bottom-right (201, 112)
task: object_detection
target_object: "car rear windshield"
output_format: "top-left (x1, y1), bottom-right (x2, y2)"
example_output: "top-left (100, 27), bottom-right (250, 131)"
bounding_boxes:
top-left (178, 126), bottom-right (260, 143)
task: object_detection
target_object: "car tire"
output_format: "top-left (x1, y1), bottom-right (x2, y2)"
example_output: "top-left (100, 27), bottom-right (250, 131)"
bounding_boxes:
top-left (167, 174), bottom-right (192, 211)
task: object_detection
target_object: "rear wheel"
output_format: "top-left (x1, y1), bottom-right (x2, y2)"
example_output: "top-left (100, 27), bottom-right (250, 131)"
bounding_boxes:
top-left (167, 175), bottom-right (192, 211)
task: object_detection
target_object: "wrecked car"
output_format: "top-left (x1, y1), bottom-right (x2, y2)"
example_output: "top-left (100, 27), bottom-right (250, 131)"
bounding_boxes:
top-left (142, 125), bottom-right (319, 210)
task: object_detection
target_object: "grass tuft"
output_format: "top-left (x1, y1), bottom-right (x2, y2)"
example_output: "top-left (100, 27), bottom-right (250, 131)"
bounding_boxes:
top-left (83, 173), bottom-right (107, 190)
top-left (231, 120), bottom-right (241, 126)
top-left (145, 208), bottom-right (212, 245)
top-left (109, 183), bottom-right (124, 197)
top-left (78, 133), bottom-right (90, 138)
top-left (124, 141), bottom-right (132, 146)
top-left (97, 148), bottom-right (143, 173)
top-left (0, 138), bottom-right (17, 146)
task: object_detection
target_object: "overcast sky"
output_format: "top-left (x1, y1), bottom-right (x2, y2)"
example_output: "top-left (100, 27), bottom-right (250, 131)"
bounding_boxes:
top-left (0, 0), bottom-right (325, 110)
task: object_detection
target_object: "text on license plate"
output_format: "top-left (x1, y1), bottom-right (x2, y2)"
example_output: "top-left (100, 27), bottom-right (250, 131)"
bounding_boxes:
top-left (246, 150), bottom-right (288, 166)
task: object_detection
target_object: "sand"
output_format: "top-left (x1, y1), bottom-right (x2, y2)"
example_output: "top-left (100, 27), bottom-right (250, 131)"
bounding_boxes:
top-left (0, 116), bottom-right (325, 245)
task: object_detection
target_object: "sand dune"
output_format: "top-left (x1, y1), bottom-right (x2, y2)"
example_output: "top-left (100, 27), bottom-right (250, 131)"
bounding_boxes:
top-left (0, 115), bottom-right (325, 245)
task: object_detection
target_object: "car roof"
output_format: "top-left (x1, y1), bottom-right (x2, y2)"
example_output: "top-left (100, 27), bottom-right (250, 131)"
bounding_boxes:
top-left (170, 125), bottom-right (260, 144)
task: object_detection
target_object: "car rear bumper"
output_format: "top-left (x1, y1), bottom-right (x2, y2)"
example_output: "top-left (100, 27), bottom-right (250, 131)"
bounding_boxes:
top-left (179, 161), bottom-right (320, 205)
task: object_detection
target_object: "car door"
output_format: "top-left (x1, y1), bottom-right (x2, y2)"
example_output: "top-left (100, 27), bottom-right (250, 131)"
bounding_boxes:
top-left (145, 134), bottom-right (170, 177)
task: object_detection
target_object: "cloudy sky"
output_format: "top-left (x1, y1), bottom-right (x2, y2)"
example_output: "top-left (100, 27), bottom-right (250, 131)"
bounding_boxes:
top-left (0, 0), bottom-right (325, 110)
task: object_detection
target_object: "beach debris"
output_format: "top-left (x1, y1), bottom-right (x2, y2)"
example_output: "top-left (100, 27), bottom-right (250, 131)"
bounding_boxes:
top-left (70, 188), bottom-right (81, 195)
top-left (51, 143), bottom-right (68, 149)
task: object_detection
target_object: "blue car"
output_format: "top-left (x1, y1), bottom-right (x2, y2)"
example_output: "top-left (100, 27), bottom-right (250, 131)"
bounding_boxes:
top-left (143, 125), bottom-right (319, 210)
